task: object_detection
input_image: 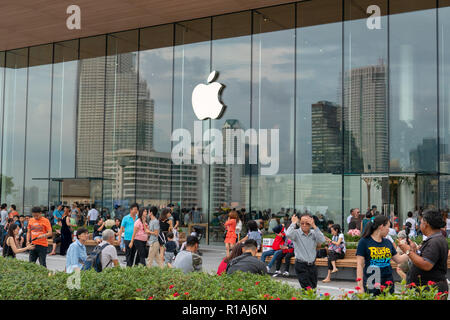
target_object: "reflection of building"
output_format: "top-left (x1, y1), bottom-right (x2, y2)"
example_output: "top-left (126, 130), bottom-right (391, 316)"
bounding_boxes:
top-left (79, 52), bottom-right (203, 207)
top-left (221, 119), bottom-right (245, 207)
top-left (311, 101), bottom-right (341, 173)
top-left (409, 138), bottom-right (438, 171)
top-left (76, 56), bottom-right (106, 178)
top-left (343, 63), bottom-right (388, 173)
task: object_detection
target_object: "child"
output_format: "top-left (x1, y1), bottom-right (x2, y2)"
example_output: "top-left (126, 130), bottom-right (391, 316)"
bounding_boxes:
top-left (164, 232), bottom-right (177, 265)
top-left (238, 220), bottom-right (262, 250)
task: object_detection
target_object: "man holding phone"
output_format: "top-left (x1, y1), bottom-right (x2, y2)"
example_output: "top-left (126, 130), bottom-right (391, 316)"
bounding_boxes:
top-left (26, 207), bottom-right (52, 268)
top-left (286, 213), bottom-right (325, 289)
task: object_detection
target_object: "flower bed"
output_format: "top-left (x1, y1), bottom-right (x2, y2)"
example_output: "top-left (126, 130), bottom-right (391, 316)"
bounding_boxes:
top-left (0, 257), bottom-right (445, 300)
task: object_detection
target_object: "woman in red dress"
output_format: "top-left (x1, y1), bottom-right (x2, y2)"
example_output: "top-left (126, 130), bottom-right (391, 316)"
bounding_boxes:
top-left (224, 210), bottom-right (238, 256)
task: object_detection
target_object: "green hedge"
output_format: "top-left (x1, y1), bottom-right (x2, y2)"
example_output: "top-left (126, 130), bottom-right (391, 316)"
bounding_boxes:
top-left (0, 257), bottom-right (302, 300)
top-left (0, 257), bottom-right (443, 300)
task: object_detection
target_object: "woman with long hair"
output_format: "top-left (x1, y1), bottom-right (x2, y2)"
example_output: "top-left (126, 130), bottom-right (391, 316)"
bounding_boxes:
top-left (217, 242), bottom-right (244, 275)
top-left (129, 207), bottom-right (150, 266)
top-left (2, 224), bottom-right (34, 258)
top-left (224, 210), bottom-right (238, 256)
top-left (322, 224), bottom-right (346, 283)
top-left (356, 215), bottom-right (409, 295)
top-left (59, 206), bottom-right (76, 256)
top-left (158, 208), bottom-right (173, 264)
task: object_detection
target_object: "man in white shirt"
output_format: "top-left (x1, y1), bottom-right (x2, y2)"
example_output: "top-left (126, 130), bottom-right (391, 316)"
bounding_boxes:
top-left (87, 204), bottom-right (99, 226)
top-left (405, 211), bottom-right (417, 238)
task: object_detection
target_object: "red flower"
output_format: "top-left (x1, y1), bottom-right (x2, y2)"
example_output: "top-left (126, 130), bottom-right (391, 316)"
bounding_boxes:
top-left (169, 285), bottom-right (174, 289)
top-left (428, 281), bottom-right (436, 286)
top-left (306, 286), bottom-right (312, 291)
top-left (380, 285), bottom-right (386, 292)
top-left (255, 281), bottom-right (260, 285)
top-left (408, 282), bottom-right (416, 287)
top-left (270, 296), bottom-right (273, 299)
top-left (348, 291), bottom-right (354, 294)
top-left (136, 288), bottom-right (142, 292)
top-left (355, 286), bottom-right (361, 291)
top-left (173, 292), bottom-right (179, 297)
top-left (385, 281), bottom-right (393, 286)
top-left (263, 294), bottom-right (269, 298)
top-left (237, 288), bottom-right (243, 292)
top-left (147, 296), bottom-right (153, 300)
top-left (324, 292), bottom-right (330, 296)
top-left (274, 297), bottom-right (280, 300)
top-left (184, 292), bottom-right (189, 295)
top-left (356, 278), bottom-right (362, 282)
top-left (291, 297), bottom-right (297, 300)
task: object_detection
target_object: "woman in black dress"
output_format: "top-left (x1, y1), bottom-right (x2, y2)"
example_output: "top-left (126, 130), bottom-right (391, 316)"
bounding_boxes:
top-left (158, 208), bottom-right (173, 263)
top-left (60, 206), bottom-right (75, 256)
top-left (2, 224), bottom-right (34, 258)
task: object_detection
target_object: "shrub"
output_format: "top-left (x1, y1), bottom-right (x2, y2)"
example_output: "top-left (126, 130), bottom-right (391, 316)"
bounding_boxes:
top-left (0, 257), bottom-right (444, 300)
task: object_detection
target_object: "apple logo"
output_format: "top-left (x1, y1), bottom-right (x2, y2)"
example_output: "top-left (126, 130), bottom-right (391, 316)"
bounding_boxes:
top-left (192, 70), bottom-right (226, 120)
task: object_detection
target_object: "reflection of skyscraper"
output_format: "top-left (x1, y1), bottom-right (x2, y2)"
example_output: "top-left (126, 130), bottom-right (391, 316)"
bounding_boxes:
top-left (77, 53), bottom-right (201, 207)
top-left (77, 56), bottom-right (106, 178)
top-left (311, 101), bottom-right (341, 173)
top-left (409, 137), bottom-right (438, 171)
top-left (343, 62), bottom-right (388, 173)
top-left (221, 119), bottom-right (244, 207)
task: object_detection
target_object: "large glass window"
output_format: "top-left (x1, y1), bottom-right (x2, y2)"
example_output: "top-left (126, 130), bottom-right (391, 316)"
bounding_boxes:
top-left (103, 30), bottom-right (139, 214)
top-left (390, 0), bottom-right (438, 174)
top-left (77, 36), bottom-right (106, 206)
top-left (0, 52), bottom-right (5, 199)
top-left (23, 44), bottom-right (53, 214)
top-left (439, 0), bottom-right (450, 211)
top-left (343, 0), bottom-right (389, 224)
top-left (138, 25), bottom-right (174, 207)
top-left (296, 0), bottom-right (343, 226)
top-left (390, 0), bottom-right (438, 221)
top-left (49, 40), bottom-right (79, 206)
top-left (210, 11), bottom-right (252, 239)
top-left (251, 4), bottom-right (295, 216)
top-left (1, 49), bottom-right (28, 213)
top-left (173, 18), bottom-right (211, 223)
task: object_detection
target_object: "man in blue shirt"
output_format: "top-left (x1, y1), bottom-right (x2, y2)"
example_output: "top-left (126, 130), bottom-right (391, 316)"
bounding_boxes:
top-left (53, 204), bottom-right (63, 225)
top-left (66, 227), bottom-right (89, 273)
top-left (118, 203), bottom-right (139, 267)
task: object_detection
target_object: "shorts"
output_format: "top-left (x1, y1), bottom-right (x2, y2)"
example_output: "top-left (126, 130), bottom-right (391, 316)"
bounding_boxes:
top-left (165, 251), bottom-right (175, 264)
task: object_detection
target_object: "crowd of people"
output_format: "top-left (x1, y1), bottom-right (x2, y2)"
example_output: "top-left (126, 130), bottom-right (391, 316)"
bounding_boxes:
top-left (0, 201), bottom-right (449, 299)
top-left (220, 206), bottom-right (449, 298)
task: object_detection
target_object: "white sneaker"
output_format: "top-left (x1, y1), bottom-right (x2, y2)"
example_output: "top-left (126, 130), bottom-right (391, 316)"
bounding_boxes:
top-left (283, 271), bottom-right (290, 277)
top-left (266, 266), bottom-right (270, 272)
top-left (274, 270), bottom-right (281, 275)
top-left (272, 273), bottom-right (280, 277)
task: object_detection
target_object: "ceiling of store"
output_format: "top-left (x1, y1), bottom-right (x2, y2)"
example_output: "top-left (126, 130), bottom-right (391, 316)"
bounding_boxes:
top-left (0, 0), bottom-right (299, 51)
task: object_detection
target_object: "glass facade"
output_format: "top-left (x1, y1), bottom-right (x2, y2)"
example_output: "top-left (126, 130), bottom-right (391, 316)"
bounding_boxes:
top-left (0, 0), bottom-right (449, 241)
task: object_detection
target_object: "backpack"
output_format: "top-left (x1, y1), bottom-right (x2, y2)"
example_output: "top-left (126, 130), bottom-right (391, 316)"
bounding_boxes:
top-left (82, 243), bottom-right (110, 272)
